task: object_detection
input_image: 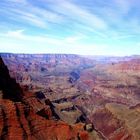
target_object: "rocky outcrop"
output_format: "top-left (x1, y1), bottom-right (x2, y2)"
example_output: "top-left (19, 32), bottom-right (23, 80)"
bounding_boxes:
top-left (106, 103), bottom-right (140, 140)
top-left (53, 102), bottom-right (82, 124)
top-left (89, 102), bottom-right (140, 140)
top-left (0, 56), bottom-right (23, 102)
top-left (0, 99), bottom-right (91, 140)
top-left (91, 107), bottom-right (132, 140)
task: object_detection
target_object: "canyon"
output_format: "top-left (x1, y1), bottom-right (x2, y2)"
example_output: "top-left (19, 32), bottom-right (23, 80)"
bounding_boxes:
top-left (0, 53), bottom-right (140, 140)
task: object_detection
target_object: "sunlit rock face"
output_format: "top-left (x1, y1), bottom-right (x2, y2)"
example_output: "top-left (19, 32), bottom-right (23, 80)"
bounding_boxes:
top-left (0, 99), bottom-right (93, 140)
top-left (1, 53), bottom-right (140, 140)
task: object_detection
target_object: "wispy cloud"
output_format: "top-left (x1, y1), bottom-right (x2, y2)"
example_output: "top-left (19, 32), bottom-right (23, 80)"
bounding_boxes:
top-left (0, 0), bottom-right (109, 37)
top-left (0, 29), bottom-right (106, 54)
top-left (0, 0), bottom-right (140, 55)
top-left (1, 29), bottom-right (86, 44)
top-left (56, 1), bottom-right (108, 29)
top-left (0, 0), bottom-right (63, 28)
top-left (6, 30), bottom-right (25, 39)
top-left (46, 0), bottom-right (108, 39)
top-left (111, 34), bottom-right (136, 40)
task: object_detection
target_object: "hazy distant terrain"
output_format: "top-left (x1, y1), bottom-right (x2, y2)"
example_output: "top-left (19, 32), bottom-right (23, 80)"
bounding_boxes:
top-left (1, 53), bottom-right (140, 140)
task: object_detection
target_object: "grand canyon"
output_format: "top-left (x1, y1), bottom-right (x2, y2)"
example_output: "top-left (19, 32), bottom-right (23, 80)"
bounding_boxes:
top-left (0, 53), bottom-right (140, 140)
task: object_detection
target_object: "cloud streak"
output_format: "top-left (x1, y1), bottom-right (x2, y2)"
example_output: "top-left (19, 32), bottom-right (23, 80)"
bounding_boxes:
top-left (0, 0), bottom-right (64, 28)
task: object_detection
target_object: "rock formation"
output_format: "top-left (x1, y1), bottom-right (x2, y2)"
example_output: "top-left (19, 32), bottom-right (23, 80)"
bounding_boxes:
top-left (0, 56), bottom-right (23, 101)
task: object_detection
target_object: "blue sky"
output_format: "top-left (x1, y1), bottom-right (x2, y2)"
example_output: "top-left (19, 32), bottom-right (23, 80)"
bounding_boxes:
top-left (0, 0), bottom-right (140, 55)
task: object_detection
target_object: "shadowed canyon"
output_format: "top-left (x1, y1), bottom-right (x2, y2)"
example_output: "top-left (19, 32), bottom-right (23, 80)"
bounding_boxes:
top-left (0, 53), bottom-right (140, 140)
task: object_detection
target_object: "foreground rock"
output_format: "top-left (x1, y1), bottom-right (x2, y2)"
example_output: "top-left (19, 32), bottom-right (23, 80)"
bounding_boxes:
top-left (0, 99), bottom-right (91, 140)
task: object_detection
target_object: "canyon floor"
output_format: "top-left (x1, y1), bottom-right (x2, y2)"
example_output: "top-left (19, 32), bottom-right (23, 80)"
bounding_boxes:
top-left (0, 53), bottom-right (140, 140)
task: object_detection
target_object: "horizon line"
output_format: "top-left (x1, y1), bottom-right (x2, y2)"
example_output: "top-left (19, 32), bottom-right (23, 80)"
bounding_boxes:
top-left (0, 52), bottom-right (140, 57)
